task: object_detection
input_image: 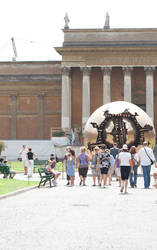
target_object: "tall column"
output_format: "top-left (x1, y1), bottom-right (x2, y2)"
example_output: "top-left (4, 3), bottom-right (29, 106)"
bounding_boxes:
top-left (38, 93), bottom-right (45, 139)
top-left (144, 66), bottom-right (155, 122)
top-left (81, 66), bottom-right (91, 128)
top-left (101, 66), bottom-right (112, 104)
top-left (61, 67), bottom-right (71, 129)
top-left (10, 94), bottom-right (17, 139)
top-left (123, 66), bottom-right (133, 103)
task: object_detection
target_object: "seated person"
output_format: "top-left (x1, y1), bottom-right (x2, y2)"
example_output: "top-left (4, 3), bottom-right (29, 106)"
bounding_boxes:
top-left (4, 161), bottom-right (16, 179)
top-left (0, 158), bottom-right (4, 174)
top-left (46, 157), bottom-right (60, 186)
top-left (0, 158), bottom-right (8, 177)
top-left (0, 158), bottom-right (4, 166)
top-left (0, 159), bottom-right (16, 178)
top-left (50, 153), bottom-right (59, 163)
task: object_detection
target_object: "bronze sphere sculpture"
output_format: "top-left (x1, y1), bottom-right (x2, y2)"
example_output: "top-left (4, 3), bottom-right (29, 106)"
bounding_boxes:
top-left (84, 101), bottom-right (156, 150)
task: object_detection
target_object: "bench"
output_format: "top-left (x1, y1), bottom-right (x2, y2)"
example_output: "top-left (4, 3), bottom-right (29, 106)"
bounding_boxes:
top-left (38, 168), bottom-right (55, 188)
top-left (0, 165), bottom-right (16, 178)
top-left (34, 160), bottom-right (48, 173)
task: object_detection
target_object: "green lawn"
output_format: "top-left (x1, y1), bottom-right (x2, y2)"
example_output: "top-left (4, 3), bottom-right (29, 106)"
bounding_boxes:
top-left (0, 179), bottom-right (38, 196)
top-left (9, 161), bottom-right (64, 173)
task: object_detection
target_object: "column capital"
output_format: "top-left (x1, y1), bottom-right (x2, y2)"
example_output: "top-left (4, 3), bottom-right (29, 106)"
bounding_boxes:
top-left (144, 66), bottom-right (156, 75)
top-left (101, 66), bottom-right (112, 76)
top-left (80, 66), bottom-right (91, 76)
top-left (61, 66), bottom-right (71, 76)
top-left (122, 66), bottom-right (133, 75)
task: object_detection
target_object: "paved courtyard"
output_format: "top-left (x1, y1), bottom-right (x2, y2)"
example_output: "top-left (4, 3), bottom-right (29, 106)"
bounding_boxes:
top-left (0, 173), bottom-right (157, 250)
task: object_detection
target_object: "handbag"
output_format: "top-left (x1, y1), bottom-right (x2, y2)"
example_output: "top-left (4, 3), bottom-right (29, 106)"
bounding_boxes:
top-left (144, 147), bottom-right (154, 165)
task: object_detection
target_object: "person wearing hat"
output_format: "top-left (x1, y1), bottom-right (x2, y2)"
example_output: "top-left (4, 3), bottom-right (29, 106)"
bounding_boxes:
top-left (91, 146), bottom-right (101, 186)
top-left (119, 144), bottom-right (132, 194)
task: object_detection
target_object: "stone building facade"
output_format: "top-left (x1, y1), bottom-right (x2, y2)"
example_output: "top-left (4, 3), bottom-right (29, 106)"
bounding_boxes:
top-left (56, 28), bottom-right (157, 136)
top-left (0, 61), bottom-right (61, 139)
top-left (1, 27), bottom-right (157, 139)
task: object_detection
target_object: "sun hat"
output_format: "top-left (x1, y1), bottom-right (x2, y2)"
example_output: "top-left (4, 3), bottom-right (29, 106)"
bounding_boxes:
top-left (94, 146), bottom-right (99, 150)
top-left (122, 144), bottom-right (128, 150)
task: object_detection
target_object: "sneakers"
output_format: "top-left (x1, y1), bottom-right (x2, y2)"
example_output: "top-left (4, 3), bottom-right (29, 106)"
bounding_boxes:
top-left (120, 186), bottom-right (124, 193)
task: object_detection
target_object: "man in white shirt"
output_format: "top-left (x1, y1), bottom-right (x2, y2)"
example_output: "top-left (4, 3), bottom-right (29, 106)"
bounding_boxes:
top-left (139, 141), bottom-right (156, 188)
top-left (19, 145), bottom-right (28, 175)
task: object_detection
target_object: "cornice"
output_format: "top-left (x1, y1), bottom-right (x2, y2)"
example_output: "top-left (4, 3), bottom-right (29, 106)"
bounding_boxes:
top-left (55, 46), bottom-right (157, 55)
top-left (62, 28), bottom-right (157, 33)
top-left (55, 46), bottom-right (157, 53)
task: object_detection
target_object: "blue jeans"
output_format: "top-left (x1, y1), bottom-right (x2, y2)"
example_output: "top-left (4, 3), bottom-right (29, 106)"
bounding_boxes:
top-left (129, 165), bottom-right (138, 187)
top-left (142, 165), bottom-right (151, 188)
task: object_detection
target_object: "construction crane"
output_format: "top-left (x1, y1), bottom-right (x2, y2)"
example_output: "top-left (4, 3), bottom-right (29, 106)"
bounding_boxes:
top-left (11, 37), bottom-right (18, 61)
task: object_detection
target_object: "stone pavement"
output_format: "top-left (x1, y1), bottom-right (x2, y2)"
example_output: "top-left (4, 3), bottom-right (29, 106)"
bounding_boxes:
top-left (0, 172), bottom-right (157, 250)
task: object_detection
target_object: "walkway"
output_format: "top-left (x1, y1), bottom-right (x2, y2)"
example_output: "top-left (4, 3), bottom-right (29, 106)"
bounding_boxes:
top-left (0, 174), bottom-right (157, 250)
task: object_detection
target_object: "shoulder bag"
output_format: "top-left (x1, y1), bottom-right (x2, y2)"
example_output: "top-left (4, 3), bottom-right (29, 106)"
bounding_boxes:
top-left (143, 147), bottom-right (154, 165)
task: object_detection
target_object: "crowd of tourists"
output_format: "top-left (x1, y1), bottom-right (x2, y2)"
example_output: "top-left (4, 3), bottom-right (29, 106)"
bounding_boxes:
top-left (19, 141), bottom-right (157, 193)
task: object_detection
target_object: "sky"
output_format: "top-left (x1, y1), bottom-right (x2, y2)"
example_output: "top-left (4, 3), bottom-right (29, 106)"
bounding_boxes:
top-left (0, 0), bottom-right (157, 61)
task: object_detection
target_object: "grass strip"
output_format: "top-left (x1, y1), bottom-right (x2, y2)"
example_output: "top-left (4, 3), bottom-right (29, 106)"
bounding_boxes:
top-left (0, 179), bottom-right (38, 196)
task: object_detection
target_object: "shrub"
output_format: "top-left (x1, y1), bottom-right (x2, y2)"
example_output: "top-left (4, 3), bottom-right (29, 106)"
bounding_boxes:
top-left (52, 130), bottom-right (65, 137)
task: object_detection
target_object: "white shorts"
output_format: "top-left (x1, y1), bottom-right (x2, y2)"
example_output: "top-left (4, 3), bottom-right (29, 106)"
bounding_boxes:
top-left (27, 160), bottom-right (34, 176)
top-left (22, 160), bottom-right (27, 167)
top-left (116, 168), bottom-right (121, 177)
